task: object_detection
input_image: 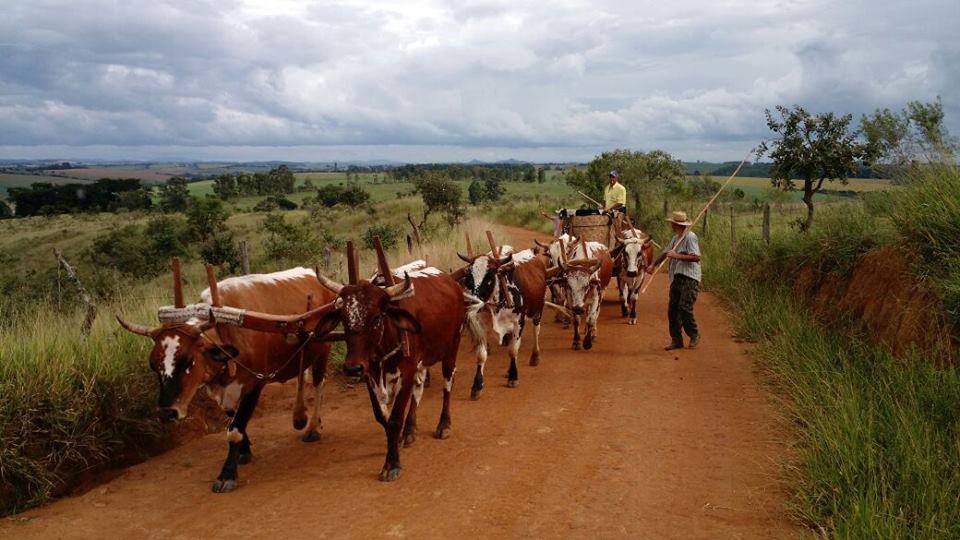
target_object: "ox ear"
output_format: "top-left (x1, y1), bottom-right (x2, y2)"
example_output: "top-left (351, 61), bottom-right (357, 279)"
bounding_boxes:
top-left (385, 306), bottom-right (421, 334)
top-left (546, 266), bottom-right (563, 279)
top-left (206, 344), bottom-right (239, 363)
top-left (314, 309), bottom-right (342, 337)
top-left (610, 244), bottom-right (625, 258)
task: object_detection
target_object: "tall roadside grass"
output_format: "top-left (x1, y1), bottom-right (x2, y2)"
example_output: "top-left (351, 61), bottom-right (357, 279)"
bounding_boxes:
top-left (701, 195), bottom-right (960, 536)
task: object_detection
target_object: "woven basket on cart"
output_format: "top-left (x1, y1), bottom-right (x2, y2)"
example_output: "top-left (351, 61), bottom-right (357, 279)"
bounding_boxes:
top-left (569, 214), bottom-right (612, 247)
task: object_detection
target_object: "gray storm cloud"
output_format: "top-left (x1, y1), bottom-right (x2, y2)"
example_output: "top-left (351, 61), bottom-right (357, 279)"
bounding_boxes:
top-left (0, 0), bottom-right (956, 161)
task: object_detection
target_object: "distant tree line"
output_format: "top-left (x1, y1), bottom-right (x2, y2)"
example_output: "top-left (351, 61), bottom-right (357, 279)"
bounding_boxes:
top-left (390, 163), bottom-right (545, 184)
top-left (7, 178), bottom-right (152, 216)
top-left (211, 165), bottom-right (296, 200)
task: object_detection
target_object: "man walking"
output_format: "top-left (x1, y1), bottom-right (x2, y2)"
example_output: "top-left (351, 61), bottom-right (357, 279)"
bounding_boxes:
top-left (647, 211), bottom-right (701, 350)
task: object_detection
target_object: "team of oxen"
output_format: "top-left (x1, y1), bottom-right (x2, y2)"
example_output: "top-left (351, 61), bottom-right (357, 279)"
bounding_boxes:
top-left (117, 226), bottom-right (654, 491)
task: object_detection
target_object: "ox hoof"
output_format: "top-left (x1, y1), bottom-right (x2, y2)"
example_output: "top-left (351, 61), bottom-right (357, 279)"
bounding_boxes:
top-left (572, 342), bottom-right (581, 351)
top-left (620, 307), bottom-right (628, 317)
top-left (379, 466), bottom-right (402, 482)
top-left (470, 388), bottom-right (483, 401)
top-left (529, 354), bottom-right (540, 367)
top-left (292, 416), bottom-right (307, 431)
top-left (301, 429), bottom-right (321, 443)
top-left (403, 432), bottom-right (417, 448)
top-left (507, 379), bottom-right (519, 388)
top-left (237, 451), bottom-right (253, 465)
top-left (434, 426), bottom-right (452, 440)
top-left (211, 478), bottom-right (237, 493)
top-left (629, 318), bottom-right (637, 325)
top-left (584, 339), bottom-right (593, 350)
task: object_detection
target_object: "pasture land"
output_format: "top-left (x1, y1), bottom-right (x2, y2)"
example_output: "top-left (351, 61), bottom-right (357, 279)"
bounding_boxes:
top-left (0, 172), bottom-right (92, 196)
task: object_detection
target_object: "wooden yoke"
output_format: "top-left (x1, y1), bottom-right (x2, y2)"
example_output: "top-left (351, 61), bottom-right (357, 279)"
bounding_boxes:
top-left (346, 241), bottom-right (359, 285)
top-left (171, 257), bottom-right (185, 308)
top-left (373, 236), bottom-right (396, 286)
top-left (485, 230), bottom-right (501, 257)
top-left (205, 265), bottom-right (222, 307)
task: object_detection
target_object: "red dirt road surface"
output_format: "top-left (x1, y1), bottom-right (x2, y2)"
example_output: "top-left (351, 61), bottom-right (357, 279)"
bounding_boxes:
top-left (1, 227), bottom-right (800, 539)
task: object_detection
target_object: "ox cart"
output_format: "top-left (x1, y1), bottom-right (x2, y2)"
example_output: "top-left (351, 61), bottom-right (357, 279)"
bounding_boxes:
top-left (569, 213), bottom-right (615, 247)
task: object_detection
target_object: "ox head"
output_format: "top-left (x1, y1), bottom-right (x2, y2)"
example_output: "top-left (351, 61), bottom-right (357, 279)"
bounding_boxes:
top-left (117, 315), bottom-right (239, 422)
top-left (555, 259), bottom-right (602, 315)
top-left (314, 273), bottom-right (419, 377)
top-left (534, 233), bottom-right (576, 268)
top-left (456, 251), bottom-right (514, 302)
top-left (489, 279), bottom-right (523, 346)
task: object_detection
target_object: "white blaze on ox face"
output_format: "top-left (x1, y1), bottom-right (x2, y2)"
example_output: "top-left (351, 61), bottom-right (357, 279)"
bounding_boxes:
top-left (160, 335), bottom-right (181, 378)
top-left (623, 239), bottom-right (643, 273)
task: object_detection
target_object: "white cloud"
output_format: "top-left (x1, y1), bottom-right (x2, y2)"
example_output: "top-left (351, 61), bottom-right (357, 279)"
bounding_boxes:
top-left (0, 0), bottom-right (956, 161)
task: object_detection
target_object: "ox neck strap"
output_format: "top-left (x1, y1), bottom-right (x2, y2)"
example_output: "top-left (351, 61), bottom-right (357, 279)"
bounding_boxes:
top-left (200, 329), bottom-right (315, 381)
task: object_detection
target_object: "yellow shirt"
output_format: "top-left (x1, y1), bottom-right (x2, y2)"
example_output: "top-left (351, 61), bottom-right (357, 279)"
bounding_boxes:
top-left (603, 181), bottom-right (627, 209)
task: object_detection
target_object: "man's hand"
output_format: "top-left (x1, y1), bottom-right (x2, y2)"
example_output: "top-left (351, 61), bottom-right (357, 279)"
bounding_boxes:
top-left (645, 264), bottom-right (655, 274)
top-left (665, 250), bottom-right (679, 260)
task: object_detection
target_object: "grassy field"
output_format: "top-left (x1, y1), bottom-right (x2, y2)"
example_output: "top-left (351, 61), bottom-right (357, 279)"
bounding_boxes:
top-left (0, 173), bottom-right (92, 196)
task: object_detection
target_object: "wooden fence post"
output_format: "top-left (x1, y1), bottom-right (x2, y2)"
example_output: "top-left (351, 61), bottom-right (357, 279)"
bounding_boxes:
top-left (702, 208), bottom-right (709, 235)
top-left (662, 198), bottom-right (669, 217)
top-left (762, 203), bottom-right (771, 245)
top-left (239, 240), bottom-right (250, 274)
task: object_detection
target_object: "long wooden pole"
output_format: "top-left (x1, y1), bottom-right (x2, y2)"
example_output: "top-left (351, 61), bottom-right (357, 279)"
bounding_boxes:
top-left (641, 148), bottom-right (754, 294)
top-left (577, 190), bottom-right (603, 208)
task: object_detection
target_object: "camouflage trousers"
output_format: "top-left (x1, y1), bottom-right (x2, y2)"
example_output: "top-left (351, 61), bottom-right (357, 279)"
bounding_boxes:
top-left (668, 274), bottom-right (699, 344)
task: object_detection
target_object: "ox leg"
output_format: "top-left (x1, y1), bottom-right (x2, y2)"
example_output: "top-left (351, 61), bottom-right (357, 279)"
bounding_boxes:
top-left (584, 298), bottom-right (600, 350)
top-left (292, 364), bottom-right (308, 431)
top-left (572, 313), bottom-right (581, 350)
top-left (302, 358), bottom-right (326, 443)
top-left (620, 280), bottom-right (630, 317)
top-left (365, 376), bottom-right (388, 427)
top-left (506, 317), bottom-right (522, 388)
top-left (629, 286), bottom-right (638, 325)
top-left (529, 316), bottom-right (542, 366)
top-left (470, 344), bottom-right (488, 401)
top-left (380, 371), bottom-right (415, 482)
top-left (435, 363), bottom-right (456, 440)
top-left (403, 364), bottom-right (427, 447)
top-left (213, 385), bottom-right (263, 493)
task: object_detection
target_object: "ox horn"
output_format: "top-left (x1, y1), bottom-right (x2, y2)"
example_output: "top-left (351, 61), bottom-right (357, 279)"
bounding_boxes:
top-left (495, 253), bottom-right (512, 267)
top-left (534, 239), bottom-right (549, 248)
top-left (546, 266), bottom-right (563, 278)
top-left (316, 269), bottom-right (344, 294)
top-left (386, 272), bottom-right (414, 301)
top-left (116, 315), bottom-right (155, 338)
top-left (458, 252), bottom-right (474, 264)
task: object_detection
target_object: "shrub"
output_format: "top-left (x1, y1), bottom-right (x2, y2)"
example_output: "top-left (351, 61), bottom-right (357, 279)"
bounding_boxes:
top-left (361, 223), bottom-right (403, 251)
top-left (315, 185), bottom-right (344, 207)
top-left (337, 183), bottom-right (371, 208)
top-left (200, 230), bottom-right (241, 270)
top-left (0, 199), bottom-right (12, 219)
top-left (185, 197), bottom-right (229, 240)
top-left (89, 216), bottom-right (191, 277)
top-left (260, 214), bottom-right (331, 263)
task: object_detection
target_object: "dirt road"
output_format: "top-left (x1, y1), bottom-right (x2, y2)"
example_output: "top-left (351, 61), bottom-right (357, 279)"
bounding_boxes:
top-left (2, 227), bottom-right (800, 539)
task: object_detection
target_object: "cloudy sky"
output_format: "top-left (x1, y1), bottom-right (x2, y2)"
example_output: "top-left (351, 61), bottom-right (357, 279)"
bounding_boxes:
top-left (1, 0), bottom-right (957, 163)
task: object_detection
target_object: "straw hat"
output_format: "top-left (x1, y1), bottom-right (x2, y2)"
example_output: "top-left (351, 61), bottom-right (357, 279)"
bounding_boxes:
top-left (666, 210), bottom-right (692, 226)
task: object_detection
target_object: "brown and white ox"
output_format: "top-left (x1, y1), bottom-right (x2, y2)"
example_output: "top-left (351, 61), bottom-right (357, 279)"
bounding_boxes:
top-left (555, 241), bottom-right (613, 350)
top-left (117, 267), bottom-right (336, 493)
top-left (610, 231), bottom-right (654, 325)
top-left (534, 233), bottom-right (577, 323)
top-left (314, 268), bottom-right (465, 481)
top-left (456, 247), bottom-right (549, 396)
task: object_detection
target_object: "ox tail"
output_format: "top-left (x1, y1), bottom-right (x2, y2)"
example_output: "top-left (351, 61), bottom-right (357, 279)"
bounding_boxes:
top-left (462, 293), bottom-right (487, 354)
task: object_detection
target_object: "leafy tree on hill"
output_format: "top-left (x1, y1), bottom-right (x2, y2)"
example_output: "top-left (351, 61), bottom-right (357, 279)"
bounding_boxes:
top-left (413, 171), bottom-right (464, 224)
top-left (315, 184), bottom-right (344, 207)
top-left (185, 196), bottom-right (229, 239)
top-left (0, 199), bottom-right (12, 219)
top-left (114, 188), bottom-right (153, 211)
top-left (337, 183), bottom-right (371, 207)
top-left (758, 105), bottom-right (867, 232)
top-left (213, 174), bottom-right (239, 199)
top-left (159, 177), bottom-right (190, 213)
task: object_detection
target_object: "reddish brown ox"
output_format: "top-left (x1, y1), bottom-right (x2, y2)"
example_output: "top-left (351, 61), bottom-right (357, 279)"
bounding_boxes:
top-left (314, 266), bottom-right (465, 482)
top-left (556, 240), bottom-right (613, 350)
top-left (117, 262), bottom-right (336, 493)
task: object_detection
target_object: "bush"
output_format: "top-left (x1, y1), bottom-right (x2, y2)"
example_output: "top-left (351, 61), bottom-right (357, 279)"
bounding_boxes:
top-left (260, 214), bottom-right (331, 263)
top-left (185, 197), bottom-right (229, 239)
top-left (200, 230), bottom-right (241, 270)
top-left (361, 223), bottom-right (403, 251)
top-left (89, 216), bottom-right (191, 277)
top-left (315, 185), bottom-right (344, 207)
top-left (337, 183), bottom-right (371, 207)
top-left (0, 199), bottom-right (12, 219)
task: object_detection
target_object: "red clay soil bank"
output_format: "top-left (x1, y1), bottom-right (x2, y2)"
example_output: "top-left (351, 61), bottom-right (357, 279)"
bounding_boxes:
top-left (1, 226), bottom-right (800, 539)
top-left (795, 246), bottom-right (954, 359)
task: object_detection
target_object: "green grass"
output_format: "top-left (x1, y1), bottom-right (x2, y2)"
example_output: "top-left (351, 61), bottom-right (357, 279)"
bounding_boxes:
top-left (0, 172), bottom-right (91, 197)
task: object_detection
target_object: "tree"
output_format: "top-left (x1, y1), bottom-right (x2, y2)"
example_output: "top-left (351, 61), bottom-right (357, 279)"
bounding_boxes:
top-left (412, 171), bottom-right (464, 224)
top-left (565, 149), bottom-right (684, 224)
top-left (758, 105), bottom-right (866, 231)
top-left (467, 177), bottom-right (505, 205)
top-left (0, 199), bottom-right (12, 219)
top-left (159, 177), bottom-right (190, 213)
top-left (860, 97), bottom-right (956, 180)
top-left (337, 183), bottom-right (371, 207)
top-left (114, 188), bottom-right (153, 211)
top-left (315, 184), bottom-right (344, 207)
top-left (213, 174), bottom-right (239, 200)
top-left (185, 196), bottom-right (229, 239)
top-left (537, 168), bottom-right (546, 183)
